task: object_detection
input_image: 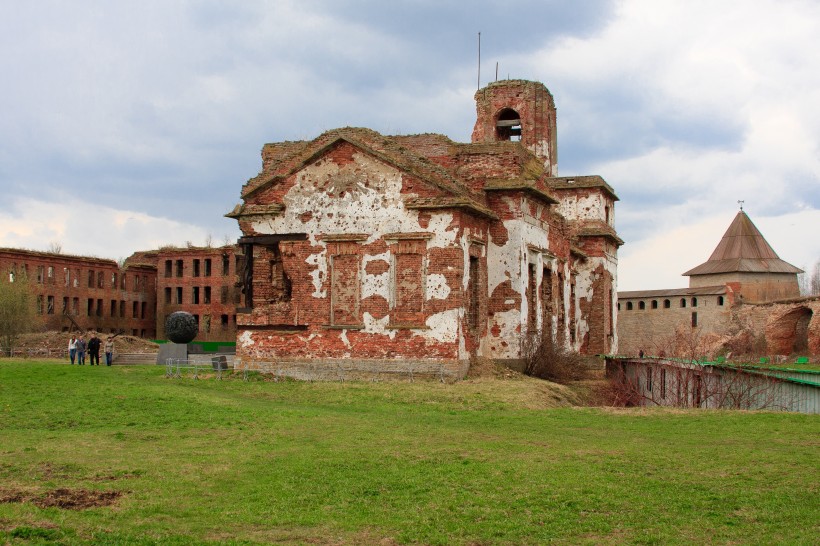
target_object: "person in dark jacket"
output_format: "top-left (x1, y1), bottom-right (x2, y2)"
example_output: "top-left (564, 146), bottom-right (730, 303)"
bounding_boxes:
top-left (88, 334), bottom-right (101, 366)
top-left (76, 336), bottom-right (87, 365)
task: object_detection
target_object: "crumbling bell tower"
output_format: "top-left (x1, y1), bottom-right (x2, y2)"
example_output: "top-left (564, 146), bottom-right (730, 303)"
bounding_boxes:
top-left (471, 79), bottom-right (558, 175)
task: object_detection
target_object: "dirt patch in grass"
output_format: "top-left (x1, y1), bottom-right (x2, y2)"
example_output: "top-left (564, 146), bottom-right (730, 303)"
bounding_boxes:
top-left (0, 487), bottom-right (122, 510)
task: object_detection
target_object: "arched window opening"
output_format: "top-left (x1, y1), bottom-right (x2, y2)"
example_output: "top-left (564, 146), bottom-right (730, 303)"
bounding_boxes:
top-left (639, 301), bottom-right (645, 310)
top-left (717, 296), bottom-right (724, 306)
top-left (691, 297), bottom-right (698, 307)
top-left (663, 299), bottom-right (671, 309)
top-left (496, 108), bottom-right (522, 141)
top-left (680, 298), bottom-right (687, 308)
top-left (626, 302), bottom-right (633, 311)
top-left (651, 300), bottom-right (658, 309)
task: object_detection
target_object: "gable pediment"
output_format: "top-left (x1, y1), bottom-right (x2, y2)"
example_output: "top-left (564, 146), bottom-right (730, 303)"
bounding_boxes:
top-left (235, 128), bottom-right (492, 219)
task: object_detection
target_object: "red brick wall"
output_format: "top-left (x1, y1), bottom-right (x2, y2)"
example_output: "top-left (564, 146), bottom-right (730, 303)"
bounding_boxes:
top-left (155, 246), bottom-right (240, 342)
top-left (0, 249), bottom-right (156, 337)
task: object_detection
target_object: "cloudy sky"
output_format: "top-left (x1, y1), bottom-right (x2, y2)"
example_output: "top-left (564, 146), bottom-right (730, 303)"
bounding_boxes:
top-left (0, 0), bottom-right (818, 291)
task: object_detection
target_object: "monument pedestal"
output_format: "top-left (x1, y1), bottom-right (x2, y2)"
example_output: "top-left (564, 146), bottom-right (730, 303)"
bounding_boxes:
top-left (157, 342), bottom-right (188, 365)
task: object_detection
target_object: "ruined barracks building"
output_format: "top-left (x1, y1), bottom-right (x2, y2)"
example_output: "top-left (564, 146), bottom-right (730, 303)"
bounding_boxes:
top-left (0, 248), bottom-right (158, 337)
top-left (227, 80), bottom-right (622, 378)
top-left (618, 210), bottom-right (818, 356)
top-left (0, 245), bottom-right (244, 343)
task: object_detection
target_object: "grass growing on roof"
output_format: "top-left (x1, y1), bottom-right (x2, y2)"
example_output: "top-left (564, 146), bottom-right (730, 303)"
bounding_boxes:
top-left (0, 361), bottom-right (818, 545)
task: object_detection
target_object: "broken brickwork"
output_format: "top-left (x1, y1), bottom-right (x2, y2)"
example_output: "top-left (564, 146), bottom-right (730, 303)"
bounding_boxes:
top-left (0, 248), bottom-right (157, 337)
top-left (228, 80), bottom-right (621, 377)
top-left (155, 245), bottom-right (242, 342)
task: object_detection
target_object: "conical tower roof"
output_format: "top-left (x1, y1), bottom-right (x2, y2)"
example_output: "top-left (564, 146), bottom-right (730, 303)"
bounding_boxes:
top-left (683, 211), bottom-right (803, 276)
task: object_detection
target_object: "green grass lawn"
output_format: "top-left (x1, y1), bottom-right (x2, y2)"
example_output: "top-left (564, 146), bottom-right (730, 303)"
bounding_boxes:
top-left (0, 361), bottom-right (818, 545)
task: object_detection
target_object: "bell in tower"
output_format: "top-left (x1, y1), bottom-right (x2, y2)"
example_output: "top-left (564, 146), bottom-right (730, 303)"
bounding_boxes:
top-left (471, 80), bottom-right (558, 175)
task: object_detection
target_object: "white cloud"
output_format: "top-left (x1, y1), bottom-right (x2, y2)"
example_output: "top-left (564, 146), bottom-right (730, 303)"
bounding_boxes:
top-left (618, 209), bottom-right (820, 291)
top-left (0, 197), bottom-right (210, 259)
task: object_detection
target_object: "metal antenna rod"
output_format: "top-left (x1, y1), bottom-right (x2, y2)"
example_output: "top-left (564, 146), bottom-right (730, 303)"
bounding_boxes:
top-left (477, 32), bottom-right (481, 90)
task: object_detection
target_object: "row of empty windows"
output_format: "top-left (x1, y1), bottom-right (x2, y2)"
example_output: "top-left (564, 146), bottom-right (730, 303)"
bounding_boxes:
top-left (7, 263), bottom-right (148, 292)
top-left (164, 255), bottom-right (237, 278)
top-left (618, 296), bottom-right (724, 311)
top-left (163, 285), bottom-right (239, 305)
top-left (37, 296), bottom-right (153, 319)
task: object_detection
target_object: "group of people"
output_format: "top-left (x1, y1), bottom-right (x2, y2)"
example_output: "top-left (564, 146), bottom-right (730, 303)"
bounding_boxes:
top-left (68, 334), bottom-right (115, 366)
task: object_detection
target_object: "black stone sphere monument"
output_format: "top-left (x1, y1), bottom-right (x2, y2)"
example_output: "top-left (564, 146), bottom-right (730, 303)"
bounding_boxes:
top-left (165, 311), bottom-right (198, 344)
top-left (157, 311), bottom-right (198, 364)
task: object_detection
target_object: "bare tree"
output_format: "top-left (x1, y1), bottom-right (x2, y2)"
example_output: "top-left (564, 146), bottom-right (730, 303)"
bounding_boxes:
top-left (522, 326), bottom-right (592, 383)
top-left (0, 276), bottom-right (40, 355)
top-left (810, 259), bottom-right (820, 296)
top-left (47, 241), bottom-right (63, 254)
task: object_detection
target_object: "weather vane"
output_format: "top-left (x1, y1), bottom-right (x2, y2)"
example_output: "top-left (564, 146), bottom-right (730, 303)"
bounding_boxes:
top-left (738, 200), bottom-right (744, 211)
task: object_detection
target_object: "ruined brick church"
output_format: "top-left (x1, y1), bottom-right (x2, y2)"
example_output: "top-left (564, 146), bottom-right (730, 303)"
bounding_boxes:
top-left (227, 80), bottom-right (621, 378)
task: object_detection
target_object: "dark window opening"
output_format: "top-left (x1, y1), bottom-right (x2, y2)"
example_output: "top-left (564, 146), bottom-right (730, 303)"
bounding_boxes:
top-left (97, 299), bottom-right (103, 317)
top-left (141, 301), bottom-right (147, 319)
top-left (222, 254), bottom-right (230, 275)
top-left (718, 296), bottom-right (724, 306)
top-left (639, 301), bottom-right (645, 310)
top-left (176, 259), bottom-right (183, 277)
top-left (691, 297), bottom-right (698, 307)
top-left (164, 287), bottom-right (172, 304)
top-left (680, 298), bottom-right (687, 308)
top-left (87, 299), bottom-right (93, 316)
top-left (62, 297), bottom-right (68, 314)
top-left (651, 300), bottom-right (658, 309)
top-left (691, 312), bottom-right (698, 327)
top-left (87, 269), bottom-right (93, 288)
top-left (119, 300), bottom-right (125, 318)
top-left (221, 314), bottom-right (229, 327)
top-left (660, 368), bottom-right (667, 398)
top-left (204, 286), bottom-right (211, 304)
top-left (176, 287), bottom-right (183, 304)
top-left (97, 272), bottom-right (104, 288)
top-left (664, 299), bottom-right (671, 309)
top-left (132, 301), bottom-right (138, 318)
top-left (192, 287), bottom-right (199, 305)
top-left (541, 267), bottom-right (553, 324)
top-left (496, 108), bottom-right (522, 141)
top-left (110, 300), bottom-right (117, 316)
top-left (193, 259), bottom-right (200, 277)
top-left (626, 302), bottom-right (633, 311)
top-left (204, 258), bottom-right (212, 277)
top-left (165, 260), bottom-right (172, 277)
top-left (269, 244), bottom-right (292, 303)
top-left (221, 286), bottom-right (229, 304)
top-left (47, 296), bottom-right (54, 315)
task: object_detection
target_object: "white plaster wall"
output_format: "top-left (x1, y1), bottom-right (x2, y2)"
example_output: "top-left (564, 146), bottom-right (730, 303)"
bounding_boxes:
top-left (485, 195), bottom-right (552, 360)
top-left (557, 192), bottom-right (607, 222)
top-left (248, 150), bottom-right (466, 347)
